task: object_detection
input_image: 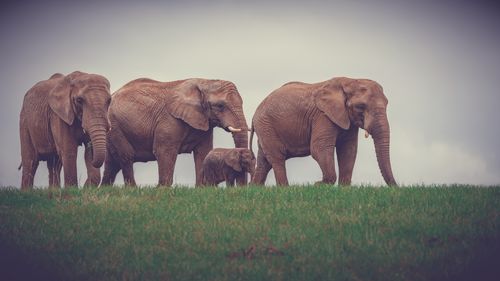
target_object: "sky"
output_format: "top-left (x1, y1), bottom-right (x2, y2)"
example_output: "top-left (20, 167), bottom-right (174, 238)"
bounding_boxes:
top-left (1, 0), bottom-right (499, 187)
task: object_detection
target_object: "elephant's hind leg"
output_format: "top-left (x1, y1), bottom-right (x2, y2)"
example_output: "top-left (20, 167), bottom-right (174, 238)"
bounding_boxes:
top-left (101, 153), bottom-right (121, 186)
top-left (108, 127), bottom-right (136, 186)
top-left (20, 129), bottom-right (38, 190)
top-left (270, 158), bottom-right (288, 186)
top-left (101, 135), bottom-right (122, 186)
top-left (21, 159), bottom-right (39, 191)
top-left (251, 143), bottom-right (272, 185)
top-left (121, 163), bottom-right (136, 186)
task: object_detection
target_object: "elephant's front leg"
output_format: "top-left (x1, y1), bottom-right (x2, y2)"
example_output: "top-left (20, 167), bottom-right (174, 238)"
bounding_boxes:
top-left (155, 147), bottom-right (179, 187)
top-left (336, 127), bottom-right (359, 185)
top-left (84, 143), bottom-right (101, 187)
top-left (52, 121), bottom-right (79, 187)
top-left (47, 155), bottom-right (62, 189)
top-left (61, 147), bottom-right (79, 187)
top-left (310, 118), bottom-right (338, 184)
top-left (225, 177), bottom-right (236, 187)
top-left (193, 133), bottom-right (213, 187)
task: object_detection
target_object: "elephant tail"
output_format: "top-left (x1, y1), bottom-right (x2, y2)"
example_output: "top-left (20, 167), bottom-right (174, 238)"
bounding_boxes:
top-left (249, 124), bottom-right (255, 156)
top-left (18, 162), bottom-right (22, 170)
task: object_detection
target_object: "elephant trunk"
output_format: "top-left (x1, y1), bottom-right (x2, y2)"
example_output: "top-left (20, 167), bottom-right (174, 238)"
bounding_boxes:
top-left (232, 108), bottom-right (249, 185)
top-left (232, 108), bottom-right (249, 149)
top-left (370, 113), bottom-right (397, 186)
top-left (86, 118), bottom-right (108, 168)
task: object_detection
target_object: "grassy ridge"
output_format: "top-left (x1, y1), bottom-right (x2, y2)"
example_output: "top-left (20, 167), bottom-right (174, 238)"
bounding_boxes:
top-left (0, 185), bottom-right (499, 281)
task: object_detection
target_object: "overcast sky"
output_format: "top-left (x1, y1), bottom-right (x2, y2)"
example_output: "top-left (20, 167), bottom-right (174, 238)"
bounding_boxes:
top-left (1, 0), bottom-right (499, 187)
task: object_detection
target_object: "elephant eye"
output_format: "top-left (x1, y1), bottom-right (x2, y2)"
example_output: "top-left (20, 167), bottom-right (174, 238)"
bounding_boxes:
top-left (354, 104), bottom-right (366, 112)
top-left (75, 96), bottom-right (84, 104)
top-left (212, 102), bottom-right (225, 111)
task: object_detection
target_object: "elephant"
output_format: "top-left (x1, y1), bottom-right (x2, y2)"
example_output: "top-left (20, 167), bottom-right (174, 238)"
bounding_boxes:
top-left (250, 77), bottom-right (397, 186)
top-left (201, 148), bottom-right (256, 187)
top-left (19, 71), bottom-right (111, 190)
top-left (101, 78), bottom-right (249, 187)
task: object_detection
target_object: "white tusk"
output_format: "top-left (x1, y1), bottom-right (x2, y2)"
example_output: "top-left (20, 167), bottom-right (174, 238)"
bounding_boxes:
top-left (228, 126), bottom-right (242, 133)
top-left (364, 130), bottom-right (370, 139)
top-left (83, 129), bottom-right (87, 134)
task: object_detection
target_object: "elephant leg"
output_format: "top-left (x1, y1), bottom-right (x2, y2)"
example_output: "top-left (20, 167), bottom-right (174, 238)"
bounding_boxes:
top-left (61, 150), bottom-right (78, 187)
top-left (155, 149), bottom-right (178, 187)
top-left (251, 143), bottom-right (272, 185)
top-left (258, 138), bottom-right (288, 185)
top-left (107, 127), bottom-right (136, 186)
top-left (21, 159), bottom-right (39, 191)
top-left (153, 123), bottom-right (182, 187)
top-left (311, 147), bottom-right (336, 184)
top-left (225, 173), bottom-right (236, 187)
top-left (311, 119), bottom-right (338, 184)
top-left (233, 173), bottom-right (245, 187)
top-left (235, 171), bottom-right (247, 186)
top-left (20, 128), bottom-right (38, 190)
top-left (121, 161), bottom-right (136, 186)
top-left (270, 157), bottom-right (288, 186)
top-left (336, 127), bottom-right (359, 185)
top-left (51, 122), bottom-right (79, 188)
top-left (84, 145), bottom-right (101, 187)
top-left (101, 150), bottom-right (121, 186)
top-left (193, 133), bottom-right (213, 187)
top-left (47, 155), bottom-right (62, 189)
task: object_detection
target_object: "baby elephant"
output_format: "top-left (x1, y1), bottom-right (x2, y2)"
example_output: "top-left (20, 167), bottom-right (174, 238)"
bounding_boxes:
top-left (201, 148), bottom-right (256, 187)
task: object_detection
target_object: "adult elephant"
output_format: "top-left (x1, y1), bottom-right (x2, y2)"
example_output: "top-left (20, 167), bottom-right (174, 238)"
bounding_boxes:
top-left (101, 78), bottom-right (248, 187)
top-left (19, 71), bottom-right (111, 190)
top-left (250, 77), bottom-right (397, 186)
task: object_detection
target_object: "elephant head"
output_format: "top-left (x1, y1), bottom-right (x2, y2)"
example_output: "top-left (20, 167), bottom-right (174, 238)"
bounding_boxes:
top-left (48, 71), bottom-right (111, 168)
top-left (314, 77), bottom-right (397, 186)
top-left (167, 79), bottom-right (249, 149)
top-left (225, 148), bottom-right (256, 178)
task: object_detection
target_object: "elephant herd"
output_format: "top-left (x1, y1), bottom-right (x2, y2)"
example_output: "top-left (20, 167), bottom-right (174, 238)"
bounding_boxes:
top-left (19, 71), bottom-right (397, 190)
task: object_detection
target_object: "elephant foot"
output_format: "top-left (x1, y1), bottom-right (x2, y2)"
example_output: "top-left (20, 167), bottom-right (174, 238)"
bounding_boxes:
top-left (314, 180), bottom-right (336, 186)
top-left (84, 178), bottom-right (101, 188)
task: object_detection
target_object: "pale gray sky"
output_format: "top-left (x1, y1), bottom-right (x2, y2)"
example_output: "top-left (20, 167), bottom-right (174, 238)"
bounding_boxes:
top-left (1, 0), bottom-right (499, 187)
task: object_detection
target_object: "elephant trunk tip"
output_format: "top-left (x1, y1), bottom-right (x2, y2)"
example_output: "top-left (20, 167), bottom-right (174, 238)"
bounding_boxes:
top-left (386, 178), bottom-right (398, 187)
top-left (92, 158), bottom-right (105, 168)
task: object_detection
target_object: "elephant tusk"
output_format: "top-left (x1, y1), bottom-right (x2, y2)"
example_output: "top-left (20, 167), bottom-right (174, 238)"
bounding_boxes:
top-left (364, 130), bottom-right (370, 139)
top-left (228, 126), bottom-right (242, 133)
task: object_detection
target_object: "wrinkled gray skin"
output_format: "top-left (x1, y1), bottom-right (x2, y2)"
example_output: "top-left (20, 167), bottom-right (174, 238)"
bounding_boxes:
top-left (19, 71), bottom-right (111, 190)
top-left (101, 78), bottom-right (249, 187)
top-left (201, 148), bottom-right (256, 187)
top-left (251, 77), bottom-right (397, 186)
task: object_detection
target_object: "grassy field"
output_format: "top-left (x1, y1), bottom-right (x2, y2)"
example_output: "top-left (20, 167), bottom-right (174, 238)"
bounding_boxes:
top-left (0, 185), bottom-right (499, 281)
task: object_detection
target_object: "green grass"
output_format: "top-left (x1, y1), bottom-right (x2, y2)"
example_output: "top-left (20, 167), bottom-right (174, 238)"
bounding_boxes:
top-left (1, 185), bottom-right (499, 281)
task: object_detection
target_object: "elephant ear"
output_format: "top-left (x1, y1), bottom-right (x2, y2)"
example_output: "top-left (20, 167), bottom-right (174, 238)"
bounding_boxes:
top-left (48, 76), bottom-right (75, 125)
top-left (166, 82), bottom-right (209, 131)
top-left (225, 150), bottom-right (242, 172)
top-left (313, 85), bottom-right (350, 130)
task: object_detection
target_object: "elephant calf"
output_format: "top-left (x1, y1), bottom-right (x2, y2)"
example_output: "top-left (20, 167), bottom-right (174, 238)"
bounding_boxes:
top-left (201, 148), bottom-right (255, 187)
